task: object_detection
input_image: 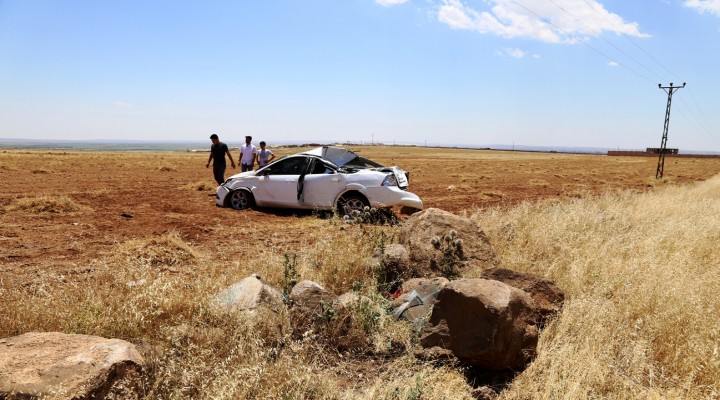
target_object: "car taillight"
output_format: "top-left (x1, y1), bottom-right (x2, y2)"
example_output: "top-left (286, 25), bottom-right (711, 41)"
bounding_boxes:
top-left (382, 174), bottom-right (398, 187)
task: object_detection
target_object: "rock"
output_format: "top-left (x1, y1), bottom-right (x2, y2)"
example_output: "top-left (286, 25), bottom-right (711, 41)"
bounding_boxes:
top-left (0, 332), bottom-right (145, 399)
top-left (332, 292), bottom-right (374, 315)
top-left (213, 274), bottom-right (285, 314)
top-left (400, 277), bottom-right (450, 295)
top-left (392, 277), bottom-right (449, 323)
top-left (418, 279), bottom-right (538, 370)
top-left (398, 208), bottom-right (500, 278)
top-left (289, 280), bottom-right (337, 333)
top-left (481, 267), bottom-right (564, 324)
top-left (329, 292), bottom-right (381, 350)
top-left (212, 274), bottom-right (288, 342)
top-left (472, 385), bottom-right (498, 400)
top-left (366, 244), bottom-right (411, 289)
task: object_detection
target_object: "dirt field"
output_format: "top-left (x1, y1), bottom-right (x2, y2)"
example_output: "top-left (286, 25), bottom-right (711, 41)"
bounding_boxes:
top-left (2, 146), bottom-right (720, 288)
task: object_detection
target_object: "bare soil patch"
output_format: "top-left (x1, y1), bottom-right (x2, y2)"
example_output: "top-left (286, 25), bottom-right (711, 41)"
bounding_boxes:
top-left (2, 146), bottom-right (719, 289)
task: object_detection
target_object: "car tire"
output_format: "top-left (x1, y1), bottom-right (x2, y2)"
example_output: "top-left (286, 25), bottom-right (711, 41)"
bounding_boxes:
top-left (337, 193), bottom-right (369, 217)
top-left (227, 189), bottom-right (253, 210)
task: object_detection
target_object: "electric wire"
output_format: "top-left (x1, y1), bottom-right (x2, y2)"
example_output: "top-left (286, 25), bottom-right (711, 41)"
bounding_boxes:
top-left (576, 0), bottom-right (720, 145)
top-left (509, 0), bottom-right (656, 83)
top-left (676, 95), bottom-right (720, 146)
top-left (491, 0), bottom-right (719, 150)
top-left (547, 0), bottom-right (720, 148)
top-left (547, 0), bottom-right (666, 82)
top-left (579, 0), bottom-right (684, 82)
top-left (674, 102), bottom-right (720, 148)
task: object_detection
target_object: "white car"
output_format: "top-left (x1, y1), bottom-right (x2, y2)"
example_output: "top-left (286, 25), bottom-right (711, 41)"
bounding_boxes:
top-left (216, 146), bottom-right (423, 215)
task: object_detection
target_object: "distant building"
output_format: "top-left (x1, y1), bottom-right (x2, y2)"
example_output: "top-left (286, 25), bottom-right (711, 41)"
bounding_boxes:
top-left (646, 147), bottom-right (678, 154)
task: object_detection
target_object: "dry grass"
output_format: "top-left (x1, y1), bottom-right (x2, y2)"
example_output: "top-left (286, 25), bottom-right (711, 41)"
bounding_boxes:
top-left (181, 180), bottom-right (216, 191)
top-left (6, 195), bottom-right (85, 214)
top-left (0, 222), bottom-right (424, 399)
top-left (470, 175), bottom-right (720, 399)
top-left (113, 231), bottom-right (198, 267)
top-left (158, 165), bottom-right (177, 172)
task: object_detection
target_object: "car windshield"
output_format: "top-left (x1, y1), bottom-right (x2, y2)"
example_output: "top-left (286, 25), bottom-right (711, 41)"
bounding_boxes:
top-left (342, 155), bottom-right (383, 168)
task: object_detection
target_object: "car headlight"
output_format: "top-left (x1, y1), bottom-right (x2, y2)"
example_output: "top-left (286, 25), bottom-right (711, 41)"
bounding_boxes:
top-left (382, 174), bottom-right (398, 187)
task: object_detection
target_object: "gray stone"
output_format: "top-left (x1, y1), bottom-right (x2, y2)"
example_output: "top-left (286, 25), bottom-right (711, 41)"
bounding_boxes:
top-left (0, 332), bottom-right (145, 399)
top-left (213, 274), bottom-right (285, 314)
top-left (289, 280), bottom-right (337, 333)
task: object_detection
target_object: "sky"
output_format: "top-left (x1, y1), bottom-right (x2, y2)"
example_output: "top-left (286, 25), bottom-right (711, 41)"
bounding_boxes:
top-left (1, 0), bottom-right (720, 151)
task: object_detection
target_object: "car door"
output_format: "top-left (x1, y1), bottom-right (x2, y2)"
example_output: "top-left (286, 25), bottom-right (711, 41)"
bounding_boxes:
top-left (301, 159), bottom-right (344, 208)
top-left (253, 156), bottom-right (309, 207)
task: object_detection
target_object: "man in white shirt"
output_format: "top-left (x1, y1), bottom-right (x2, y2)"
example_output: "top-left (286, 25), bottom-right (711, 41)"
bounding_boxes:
top-left (239, 135), bottom-right (257, 172)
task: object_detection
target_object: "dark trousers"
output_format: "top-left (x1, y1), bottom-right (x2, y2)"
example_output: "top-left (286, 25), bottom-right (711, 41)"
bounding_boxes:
top-left (213, 164), bottom-right (226, 185)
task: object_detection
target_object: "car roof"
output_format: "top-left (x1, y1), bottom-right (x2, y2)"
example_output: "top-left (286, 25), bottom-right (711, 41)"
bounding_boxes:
top-left (300, 146), bottom-right (358, 167)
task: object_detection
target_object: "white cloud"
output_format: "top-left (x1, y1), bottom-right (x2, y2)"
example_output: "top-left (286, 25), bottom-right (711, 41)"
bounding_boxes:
top-left (437, 0), bottom-right (650, 43)
top-left (607, 61), bottom-right (619, 67)
top-left (376, 0), bottom-right (410, 6)
top-left (114, 101), bottom-right (134, 108)
top-left (505, 47), bottom-right (526, 58)
top-left (683, 0), bottom-right (720, 17)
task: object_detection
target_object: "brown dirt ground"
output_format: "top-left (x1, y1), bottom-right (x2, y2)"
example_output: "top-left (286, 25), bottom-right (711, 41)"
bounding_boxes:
top-left (2, 146), bottom-right (720, 289)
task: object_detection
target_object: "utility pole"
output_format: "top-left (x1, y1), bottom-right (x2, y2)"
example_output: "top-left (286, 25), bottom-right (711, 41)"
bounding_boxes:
top-left (656, 82), bottom-right (685, 179)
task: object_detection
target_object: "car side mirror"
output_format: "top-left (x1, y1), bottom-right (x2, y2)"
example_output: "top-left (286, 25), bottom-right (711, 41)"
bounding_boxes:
top-left (261, 168), bottom-right (272, 176)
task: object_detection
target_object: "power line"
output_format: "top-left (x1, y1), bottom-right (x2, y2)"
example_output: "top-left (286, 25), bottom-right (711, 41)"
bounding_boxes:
top-left (579, 0), bottom-right (683, 82)
top-left (566, 0), bottom-right (720, 148)
top-left (675, 95), bottom-right (720, 147)
top-left (510, 0), bottom-right (655, 82)
top-left (508, 0), bottom-right (719, 151)
top-left (547, 0), bottom-right (665, 82)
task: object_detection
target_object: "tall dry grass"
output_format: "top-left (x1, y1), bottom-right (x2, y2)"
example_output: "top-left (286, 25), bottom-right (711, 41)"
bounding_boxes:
top-left (471, 175), bottom-right (720, 399)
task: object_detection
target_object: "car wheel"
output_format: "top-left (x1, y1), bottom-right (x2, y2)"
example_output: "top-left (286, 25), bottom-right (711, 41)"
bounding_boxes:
top-left (228, 189), bottom-right (253, 210)
top-left (338, 193), bottom-right (369, 216)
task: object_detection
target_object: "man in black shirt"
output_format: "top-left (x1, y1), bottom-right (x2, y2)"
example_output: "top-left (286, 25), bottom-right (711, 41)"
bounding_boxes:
top-left (206, 134), bottom-right (236, 185)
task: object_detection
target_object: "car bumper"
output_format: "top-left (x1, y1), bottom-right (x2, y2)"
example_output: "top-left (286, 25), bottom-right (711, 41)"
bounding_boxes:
top-left (363, 187), bottom-right (423, 210)
top-left (216, 185), bottom-right (229, 207)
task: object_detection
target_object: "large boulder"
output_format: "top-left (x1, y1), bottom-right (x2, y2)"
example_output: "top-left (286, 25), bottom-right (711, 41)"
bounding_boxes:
top-left (289, 280), bottom-right (337, 334)
top-left (0, 332), bottom-right (145, 399)
top-left (418, 279), bottom-right (538, 370)
top-left (398, 208), bottom-right (500, 278)
top-left (480, 267), bottom-right (564, 324)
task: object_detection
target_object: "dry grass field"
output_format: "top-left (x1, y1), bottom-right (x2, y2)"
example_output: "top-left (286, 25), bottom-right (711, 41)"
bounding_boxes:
top-left (2, 146), bottom-right (720, 399)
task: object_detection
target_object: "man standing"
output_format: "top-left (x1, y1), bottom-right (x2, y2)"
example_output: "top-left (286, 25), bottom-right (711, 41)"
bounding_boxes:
top-left (206, 134), bottom-right (235, 185)
top-left (239, 135), bottom-right (257, 172)
top-left (257, 141), bottom-right (276, 169)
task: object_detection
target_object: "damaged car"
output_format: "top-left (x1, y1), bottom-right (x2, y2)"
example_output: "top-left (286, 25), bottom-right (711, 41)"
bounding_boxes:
top-left (216, 146), bottom-right (423, 215)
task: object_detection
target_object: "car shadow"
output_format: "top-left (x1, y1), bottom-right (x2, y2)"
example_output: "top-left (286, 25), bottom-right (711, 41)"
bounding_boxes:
top-left (247, 207), bottom-right (335, 219)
